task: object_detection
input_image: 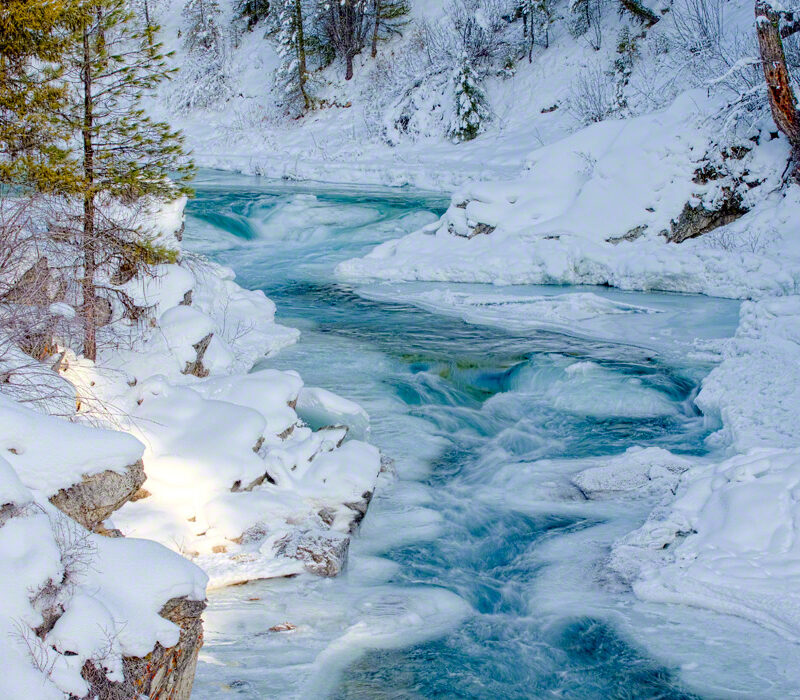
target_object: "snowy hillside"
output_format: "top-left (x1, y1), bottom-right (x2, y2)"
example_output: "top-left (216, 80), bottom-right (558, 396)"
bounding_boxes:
top-left (4, 0), bottom-right (800, 695)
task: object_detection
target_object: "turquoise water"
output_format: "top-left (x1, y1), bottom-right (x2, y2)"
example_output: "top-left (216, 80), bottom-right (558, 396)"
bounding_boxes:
top-left (185, 172), bottom-right (796, 699)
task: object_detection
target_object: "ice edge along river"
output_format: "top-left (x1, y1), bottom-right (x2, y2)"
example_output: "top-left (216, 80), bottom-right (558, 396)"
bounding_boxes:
top-left (185, 172), bottom-right (800, 700)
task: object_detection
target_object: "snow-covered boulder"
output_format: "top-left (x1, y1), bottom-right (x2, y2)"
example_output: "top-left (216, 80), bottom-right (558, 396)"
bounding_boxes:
top-left (0, 393), bottom-right (149, 530)
top-left (572, 447), bottom-right (692, 500)
top-left (49, 458), bottom-right (146, 531)
top-left (0, 454), bottom-right (208, 700)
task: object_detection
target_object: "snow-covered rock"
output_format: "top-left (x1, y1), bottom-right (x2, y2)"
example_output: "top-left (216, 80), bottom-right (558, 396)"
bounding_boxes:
top-left (0, 453), bottom-right (207, 699)
top-left (572, 447), bottom-right (692, 500)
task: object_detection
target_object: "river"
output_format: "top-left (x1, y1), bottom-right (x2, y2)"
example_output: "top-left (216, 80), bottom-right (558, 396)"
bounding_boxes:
top-left (184, 171), bottom-right (796, 699)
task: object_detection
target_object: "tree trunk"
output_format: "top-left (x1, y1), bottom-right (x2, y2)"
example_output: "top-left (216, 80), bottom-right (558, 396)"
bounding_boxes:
top-left (371, 0), bottom-right (380, 58)
top-left (345, 51), bottom-right (354, 80)
top-left (294, 0), bottom-right (310, 109)
top-left (81, 23), bottom-right (97, 361)
top-left (756, 0), bottom-right (800, 178)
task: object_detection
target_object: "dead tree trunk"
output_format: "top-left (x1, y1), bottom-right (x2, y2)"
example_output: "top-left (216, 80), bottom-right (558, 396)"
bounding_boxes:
top-left (755, 0), bottom-right (800, 178)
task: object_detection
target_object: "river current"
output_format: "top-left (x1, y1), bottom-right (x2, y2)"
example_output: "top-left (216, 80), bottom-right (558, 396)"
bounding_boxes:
top-left (184, 172), bottom-right (796, 699)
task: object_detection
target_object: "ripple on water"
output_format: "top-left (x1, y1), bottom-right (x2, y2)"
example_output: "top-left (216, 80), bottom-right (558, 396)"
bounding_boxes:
top-left (184, 175), bottom-right (798, 700)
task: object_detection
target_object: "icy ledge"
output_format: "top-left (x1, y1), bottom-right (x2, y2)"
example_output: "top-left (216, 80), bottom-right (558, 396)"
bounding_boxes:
top-left (608, 296), bottom-right (800, 641)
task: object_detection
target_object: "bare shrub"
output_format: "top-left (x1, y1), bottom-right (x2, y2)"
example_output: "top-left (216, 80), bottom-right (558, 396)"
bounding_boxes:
top-left (568, 62), bottom-right (618, 123)
top-left (669, 0), bottom-right (764, 130)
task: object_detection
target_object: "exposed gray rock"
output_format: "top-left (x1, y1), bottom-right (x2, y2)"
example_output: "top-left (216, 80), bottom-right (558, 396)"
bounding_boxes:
top-left (471, 222), bottom-right (496, 237)
top-left (667, 196), bottom-right (747, 243)
top-left (607, 225), bottom-right (647, 244)
top-left (344, 489), bottom-right (375, 534)
top-left (49, 460), bottom-right (146, 531)
top-left (182, 332), bottom-right (213, 378)
top-left (449, 219), bottom-right (496, 238)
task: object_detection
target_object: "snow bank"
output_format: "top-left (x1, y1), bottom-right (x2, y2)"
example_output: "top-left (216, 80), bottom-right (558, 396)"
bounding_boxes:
top-left (55, 198), bottom-right (382, 588)
top-left (0, 393), bottom-right (144, 497)
top-left (338, 93), bottom-right (800, 301)
top-left (610, 296), bottom-right (800, 641)
top-left (612, 448), bottom-right (800, 641)
top-left (696, 296), bottom-right (800, 451)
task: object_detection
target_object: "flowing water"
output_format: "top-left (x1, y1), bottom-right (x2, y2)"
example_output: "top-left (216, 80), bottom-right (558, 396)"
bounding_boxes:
top-left (184, 171), bottom-right (797, 699)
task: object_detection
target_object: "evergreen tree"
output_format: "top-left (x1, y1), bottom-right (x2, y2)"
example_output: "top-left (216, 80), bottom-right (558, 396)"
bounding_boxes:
top-left (0, 0), bottom-right (82, 190)
top-left (58, 0), bottom-right (193, 360)
top-left (175, 0), bottom-right (231, 111)
top-left (237, 0), bottom-right (271, 30)
top-left (448, 56), bottom-right (491, 143)
top-left (275, 0), bottom-right (312, 114)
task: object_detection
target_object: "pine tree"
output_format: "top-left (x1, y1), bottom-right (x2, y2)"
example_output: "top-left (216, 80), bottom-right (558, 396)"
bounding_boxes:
top-left (237, 0), bottom-right (271, 30)
top-left (0, 0), bottom-right (82, 190)
top-left (175, 0), bottom-right (231, 111)
top-left (58, 0), bottom-right (194, 360)
top-left (448, 56), bottom-right (491, 143)
top-left (275, 0), bottom-right (312, 114)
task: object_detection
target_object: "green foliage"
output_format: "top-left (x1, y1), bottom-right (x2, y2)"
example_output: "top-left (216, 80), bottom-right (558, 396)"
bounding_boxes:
top-left (449, 59), bottom-right (492, 143)
top-left (62, 0), bottom-right (195, 202)
top-left (0, 0), bottom-right (85, 190)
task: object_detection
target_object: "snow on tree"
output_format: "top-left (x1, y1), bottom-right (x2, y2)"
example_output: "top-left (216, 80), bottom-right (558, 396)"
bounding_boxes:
top-left (237, 0), bottom-right (271, 30)
top-left (448, 55), bottom-right (491, 142)
top-left (317, 0), bottom-right (370, 80)
top-left (755, 0), bottom-right (800, 179)
top-left (173, 0), bottom-right (232, 112)
top-left (274, 0), bottom-right (312, 115)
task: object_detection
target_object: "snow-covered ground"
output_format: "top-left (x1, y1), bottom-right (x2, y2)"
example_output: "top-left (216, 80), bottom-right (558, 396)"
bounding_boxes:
top-left (0, 195), bottom-right (385, 695)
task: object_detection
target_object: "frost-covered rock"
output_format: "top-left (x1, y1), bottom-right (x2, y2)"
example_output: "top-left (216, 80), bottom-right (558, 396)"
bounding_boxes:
top-left (572, 447), bottom-right (692, 500)
top-left (273, 528), bottom-right (350, 578)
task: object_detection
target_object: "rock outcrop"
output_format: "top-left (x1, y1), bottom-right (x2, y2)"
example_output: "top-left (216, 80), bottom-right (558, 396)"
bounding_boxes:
top-left (667, 196), bottom-right (748, 243)
top-left (47, 458), bottom-right (207, 698)
top-left (183, 332), bottom-right (213, 378)
top-left (273, 528), bottom-right (350, 577)
top-left (49, 460), bottom-right (146, 531)
top-left (124, 597), bottom-right (206, 700)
